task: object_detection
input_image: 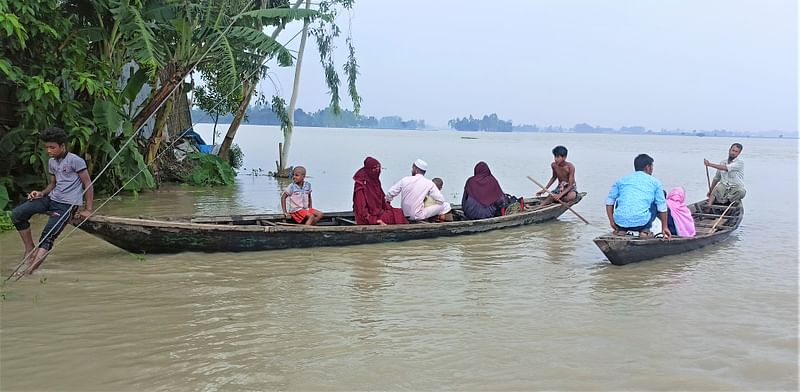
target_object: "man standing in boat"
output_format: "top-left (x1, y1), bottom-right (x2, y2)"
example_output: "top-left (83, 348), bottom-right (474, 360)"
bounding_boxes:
top-left (605, 154), bottom-right (671, 239)
top-left (704, 143), bottom-right (745, 208)
top-left (386, 159), bottom-right (451, 222)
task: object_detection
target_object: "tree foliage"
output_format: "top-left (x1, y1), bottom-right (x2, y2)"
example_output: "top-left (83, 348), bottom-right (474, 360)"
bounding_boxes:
top-left (0, 0), bottom-right (155, 202)
top-left (182, 152), bottom-right (236, 186)
top-left (0, 0), bottom-right (348, 206)
top-left (194, 65), bottom-right (241, 144)
top-left (215, 0), bottom-right (361, 164)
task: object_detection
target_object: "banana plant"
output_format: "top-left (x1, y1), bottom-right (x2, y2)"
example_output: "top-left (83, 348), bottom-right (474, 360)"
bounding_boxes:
top-left (130, 0), bottom-right (315, 167)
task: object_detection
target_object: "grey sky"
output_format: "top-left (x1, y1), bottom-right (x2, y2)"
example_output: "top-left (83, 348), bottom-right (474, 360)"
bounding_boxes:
top-left (264, 0), bottom-right (798, 133)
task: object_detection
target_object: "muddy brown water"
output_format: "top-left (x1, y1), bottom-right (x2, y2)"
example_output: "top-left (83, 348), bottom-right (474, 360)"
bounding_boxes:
top-left (1, 127), bottom-right (797, 390)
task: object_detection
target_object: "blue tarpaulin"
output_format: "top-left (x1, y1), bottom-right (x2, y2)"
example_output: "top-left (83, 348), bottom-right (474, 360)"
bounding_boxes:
top-left (181, 128), bottom-right (213, 154)
top-left (181, 128), bottom-right (207, 145)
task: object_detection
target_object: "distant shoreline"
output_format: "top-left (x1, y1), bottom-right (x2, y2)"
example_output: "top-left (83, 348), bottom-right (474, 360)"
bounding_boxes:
top-left (193, 122), bottom-right (798, 140)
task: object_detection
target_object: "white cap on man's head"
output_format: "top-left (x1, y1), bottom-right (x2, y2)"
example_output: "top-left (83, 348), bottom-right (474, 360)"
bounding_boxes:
top-left (413, 158), bottom-right (428, 171)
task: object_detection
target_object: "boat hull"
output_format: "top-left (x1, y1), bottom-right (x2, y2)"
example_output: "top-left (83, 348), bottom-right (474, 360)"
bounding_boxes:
top-left (593, 200), bottom-right (743, 265)
top-left (79, 195), bottom-right (585, 254)
top-left (593, 229), bottom-right (735, 265)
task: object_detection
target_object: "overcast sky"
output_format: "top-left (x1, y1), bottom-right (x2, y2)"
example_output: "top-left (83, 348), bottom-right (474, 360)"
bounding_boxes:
top-left (264, 0), bottom-right (798, 133)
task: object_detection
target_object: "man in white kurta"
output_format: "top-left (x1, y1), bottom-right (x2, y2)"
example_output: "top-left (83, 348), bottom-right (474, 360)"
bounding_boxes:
top-left (386, 159), bottom-right (451, 221)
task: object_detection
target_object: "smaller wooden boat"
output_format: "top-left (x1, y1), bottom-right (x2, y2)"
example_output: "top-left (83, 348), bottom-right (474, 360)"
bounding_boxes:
top-left (78, 193), bottom-right (586, 254)
top-left (593, 200), bottom-right (743, 265)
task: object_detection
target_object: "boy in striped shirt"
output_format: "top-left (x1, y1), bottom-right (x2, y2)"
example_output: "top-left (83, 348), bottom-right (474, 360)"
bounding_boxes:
top-left (281, 166), bottom-right (323, 225)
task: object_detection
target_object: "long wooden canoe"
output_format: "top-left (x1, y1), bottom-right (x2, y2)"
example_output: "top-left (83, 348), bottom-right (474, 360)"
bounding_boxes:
top-left (78, 193), bottom-right (586, 254)
top-left (593, 200), bottom-right (743, 265)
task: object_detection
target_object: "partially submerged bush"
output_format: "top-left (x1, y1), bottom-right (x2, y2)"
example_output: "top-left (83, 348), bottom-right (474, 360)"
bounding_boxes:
top-left (228, 144), bottom-right (244, 169)
top-left (182, 153), bottom-right (235, 186)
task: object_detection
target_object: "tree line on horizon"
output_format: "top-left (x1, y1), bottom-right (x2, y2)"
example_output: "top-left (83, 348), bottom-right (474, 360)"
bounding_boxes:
top-left (447, 116), bottom-right (771, 138)
top-left (193, 106), bottom-right (787, 138)
top-left (448, 113), bottom-right (513, 132)
top-left (192, 106), bottom-right (425, 130)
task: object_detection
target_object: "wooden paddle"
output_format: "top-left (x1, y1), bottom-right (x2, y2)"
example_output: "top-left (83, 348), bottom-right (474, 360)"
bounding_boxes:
top-left (709, 202), bottom-right (735, 232)
top-left (527, 176), bottom-right (590, 224)
top-left (705, 165), bottom-right (712, 194)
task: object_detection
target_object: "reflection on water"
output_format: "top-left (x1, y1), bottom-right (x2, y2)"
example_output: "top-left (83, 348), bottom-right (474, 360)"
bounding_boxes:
top-left (0, 129), bottom-right (797, 390)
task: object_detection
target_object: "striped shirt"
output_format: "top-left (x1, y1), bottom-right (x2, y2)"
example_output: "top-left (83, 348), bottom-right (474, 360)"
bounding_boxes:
top-left (283, 181), bottom-right (312, 213)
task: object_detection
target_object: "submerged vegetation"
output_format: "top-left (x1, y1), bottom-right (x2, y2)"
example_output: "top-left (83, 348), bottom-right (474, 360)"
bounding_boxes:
top-left (0, 0), bottom-right (359, 207)
top-left (182, 153), bottom-right (236, 186)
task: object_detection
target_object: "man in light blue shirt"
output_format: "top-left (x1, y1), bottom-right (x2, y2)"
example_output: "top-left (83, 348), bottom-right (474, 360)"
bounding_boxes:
top-left (605, 154), bottom-right (672, 239)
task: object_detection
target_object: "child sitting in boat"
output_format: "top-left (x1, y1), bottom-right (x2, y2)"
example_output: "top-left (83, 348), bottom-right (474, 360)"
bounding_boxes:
top-left (424, 177), bottom-right (452, 222)
top-left (424, 177), bottom-right (444, 208)
top-left (281, 166), bottom-right (324, 225)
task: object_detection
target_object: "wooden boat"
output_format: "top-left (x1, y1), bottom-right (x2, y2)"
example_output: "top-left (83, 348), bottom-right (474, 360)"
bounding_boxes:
top-left (78, 193), bottom-right (586, 254)
top-left (593, 200), bottom-right (743, 265)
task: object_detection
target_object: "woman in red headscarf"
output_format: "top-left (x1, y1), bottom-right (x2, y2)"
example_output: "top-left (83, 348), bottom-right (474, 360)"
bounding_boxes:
top-left (462, 161), bottom-right (507, 220)
top-left (353, 157), bottom-right (408, 225)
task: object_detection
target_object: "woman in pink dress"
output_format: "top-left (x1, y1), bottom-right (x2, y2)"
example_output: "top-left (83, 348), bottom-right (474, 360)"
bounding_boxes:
top-left (666, 187), bottom-right (696, 237)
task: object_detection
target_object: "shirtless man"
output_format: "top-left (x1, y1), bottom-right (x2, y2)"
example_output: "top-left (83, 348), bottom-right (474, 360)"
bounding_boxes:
top-left (536, 145), bottom-right (577, 206)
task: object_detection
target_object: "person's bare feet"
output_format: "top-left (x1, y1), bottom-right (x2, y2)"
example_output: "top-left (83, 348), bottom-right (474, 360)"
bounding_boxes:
top-left (11, 257), bottom-right (33, 278)
top-left (19, 249), bottom-right (47, 275)
top-left (25, 259), bottom-right (45, 275)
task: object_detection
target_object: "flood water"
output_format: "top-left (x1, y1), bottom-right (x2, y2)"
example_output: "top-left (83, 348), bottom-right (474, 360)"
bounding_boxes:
top-left (1, 126), bottom-right (797, 390)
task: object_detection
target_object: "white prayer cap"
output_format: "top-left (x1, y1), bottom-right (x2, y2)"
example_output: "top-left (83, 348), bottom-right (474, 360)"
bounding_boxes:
top-left (413, 158), bottom-right (428, 171)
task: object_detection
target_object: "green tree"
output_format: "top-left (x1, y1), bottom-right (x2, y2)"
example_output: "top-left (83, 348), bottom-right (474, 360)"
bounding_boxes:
top-left (0, 0), bottom-right (156, 200)
top-left (217, 0), bottom-right (362, 173)
top-left (0, 0), bottom-right (356, 205)
top-left (277, 0), bottom-right (311, 176)
top-left (131, 0), bottom-right (309, 169)
top-left (217, 0), bottom-right (310, 161)
top-left (194, 65), bottom-right (241, 145)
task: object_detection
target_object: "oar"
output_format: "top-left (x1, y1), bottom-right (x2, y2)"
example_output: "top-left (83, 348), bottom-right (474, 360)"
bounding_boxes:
top-left (709, 202), bottom-right (735, 232)
top-left (705, 165), bottom-right (712, 194)
top-left (527, 176), bottom-right (590, 224)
